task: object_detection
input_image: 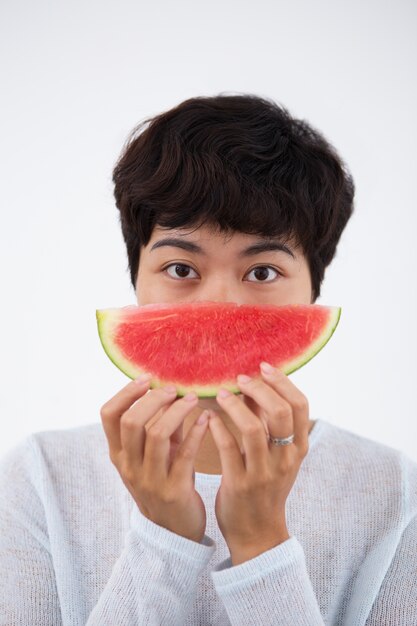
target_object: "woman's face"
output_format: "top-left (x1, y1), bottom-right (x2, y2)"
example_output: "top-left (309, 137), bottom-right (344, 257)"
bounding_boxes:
top-left (135, 223), bottom-right (313, 306)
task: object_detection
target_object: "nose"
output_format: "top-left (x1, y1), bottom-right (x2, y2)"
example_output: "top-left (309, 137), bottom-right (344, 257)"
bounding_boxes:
top-left (195, 280), bottom-right (243, 305)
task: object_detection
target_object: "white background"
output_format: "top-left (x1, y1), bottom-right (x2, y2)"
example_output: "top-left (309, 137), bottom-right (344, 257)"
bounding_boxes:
top-left (1, 0), bottom-right (416, 463)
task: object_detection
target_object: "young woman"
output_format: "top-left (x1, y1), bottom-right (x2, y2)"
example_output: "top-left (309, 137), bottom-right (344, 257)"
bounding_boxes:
top-left (1, 95), bottom-right (416, 625)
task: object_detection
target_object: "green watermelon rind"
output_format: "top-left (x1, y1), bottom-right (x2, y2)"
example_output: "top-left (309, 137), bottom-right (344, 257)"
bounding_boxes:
top-left (96, 305), bottom-right (341, 397)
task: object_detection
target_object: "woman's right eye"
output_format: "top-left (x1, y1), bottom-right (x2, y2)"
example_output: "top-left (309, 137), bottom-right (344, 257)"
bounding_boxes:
top-left (164, 263), bottom-right (199, 280)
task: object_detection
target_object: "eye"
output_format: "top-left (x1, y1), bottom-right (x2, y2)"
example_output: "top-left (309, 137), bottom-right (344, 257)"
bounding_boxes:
top-left (245, 266), bottom-right (280, 282)
top-left (164, 263), bottom-right (199, 280)
top-left (163, 263), bottom-right (280, 282)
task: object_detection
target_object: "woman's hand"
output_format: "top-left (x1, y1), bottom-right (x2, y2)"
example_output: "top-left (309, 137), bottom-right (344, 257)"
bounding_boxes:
top-left (100, 376), bottom-right (210, 543)
top-left (208, 361), bottom-right (310, 565)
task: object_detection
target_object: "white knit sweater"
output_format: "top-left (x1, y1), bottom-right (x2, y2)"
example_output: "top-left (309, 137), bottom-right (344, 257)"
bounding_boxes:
top-left (0, 418), bottom-right (416, 625)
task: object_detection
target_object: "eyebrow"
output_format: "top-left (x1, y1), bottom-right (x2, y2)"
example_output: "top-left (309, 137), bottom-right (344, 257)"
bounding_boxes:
top-left (150, 237), bottom-right (296, 259)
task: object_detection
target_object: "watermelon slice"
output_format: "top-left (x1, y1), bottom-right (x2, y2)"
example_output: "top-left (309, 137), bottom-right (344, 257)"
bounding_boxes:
top-left (96, 301), bottom-right (341, 397)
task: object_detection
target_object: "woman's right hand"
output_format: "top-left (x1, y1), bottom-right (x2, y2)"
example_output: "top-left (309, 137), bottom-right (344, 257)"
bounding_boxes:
top-left (100, 375), bottom-right (210, 543)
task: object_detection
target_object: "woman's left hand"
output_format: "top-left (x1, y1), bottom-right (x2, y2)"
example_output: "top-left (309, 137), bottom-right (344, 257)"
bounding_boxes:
top-left (208, 361), bottom-right (310, 566)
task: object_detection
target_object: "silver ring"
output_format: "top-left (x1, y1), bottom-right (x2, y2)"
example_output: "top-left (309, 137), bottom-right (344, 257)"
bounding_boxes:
top-left (267, 433), bottom-right (295, 446)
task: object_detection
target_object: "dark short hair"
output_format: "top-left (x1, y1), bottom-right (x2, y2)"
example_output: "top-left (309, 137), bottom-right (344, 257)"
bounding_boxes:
top-left (112, 94), bottom-right (355, 302)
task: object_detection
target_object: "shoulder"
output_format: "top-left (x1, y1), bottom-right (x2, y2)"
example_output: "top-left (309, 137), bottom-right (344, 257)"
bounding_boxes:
top-left (0, 424), bottom-right (129, 555)
top-left (314, 418), bottom-right (416, 470)
top-left (0, 422), bottom-right (113, 494)
top-left (314, 419), bottom-right (417, 520)
top-left (29, 421), bottom-right (108, 462)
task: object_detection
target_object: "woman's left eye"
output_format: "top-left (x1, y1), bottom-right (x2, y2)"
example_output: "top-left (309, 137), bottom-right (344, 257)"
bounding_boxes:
top-left (246, 266), bottom-right (280, 282)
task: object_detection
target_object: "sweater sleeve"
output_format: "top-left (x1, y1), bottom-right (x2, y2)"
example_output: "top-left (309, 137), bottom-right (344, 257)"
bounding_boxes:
top-left (86, 506), bottom-right (215, 625)
top-left (210, 536), bottom-right (324, 626)
top-left (0, 437), bottom-right (215, 626)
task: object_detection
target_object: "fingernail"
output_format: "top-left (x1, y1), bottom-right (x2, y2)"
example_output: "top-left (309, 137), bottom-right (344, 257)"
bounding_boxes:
top-left (196, 410), bottom-right (209, 424)
top-left (183, 391), bottom-right (198, 402)
top-left (217, 388), bottom-right (232, 398)
top-left (237, 374), bottom-right (252, 384)
top-left (135, 373), bottom-right (152, 384)
top-left (260, 361), bottom-right (275, 374)
top-left (163, 384), bottom-right (177, 394)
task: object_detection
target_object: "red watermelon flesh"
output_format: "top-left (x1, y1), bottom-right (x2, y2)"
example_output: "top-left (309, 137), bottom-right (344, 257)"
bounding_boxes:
top-left (96, 301), bottom-right (341, 397)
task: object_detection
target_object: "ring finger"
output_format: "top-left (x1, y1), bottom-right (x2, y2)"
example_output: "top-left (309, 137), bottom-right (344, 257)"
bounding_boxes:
top-left (235, 376), bottom-right (294, 441)
top-left (258, 366), bottom-right (310, 456)
top-left (120, 386), bottom-right (179, 468)
top-left (215, 390), bottom-right (273, 476)
top-left (141, 393), bottom-right (199, 482)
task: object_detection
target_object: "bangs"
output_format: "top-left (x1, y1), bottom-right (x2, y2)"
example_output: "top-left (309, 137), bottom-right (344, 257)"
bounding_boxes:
top-left (113, 94), bottom-right (355, 300)
top-left (126, 116), bottom-right (318, 253)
